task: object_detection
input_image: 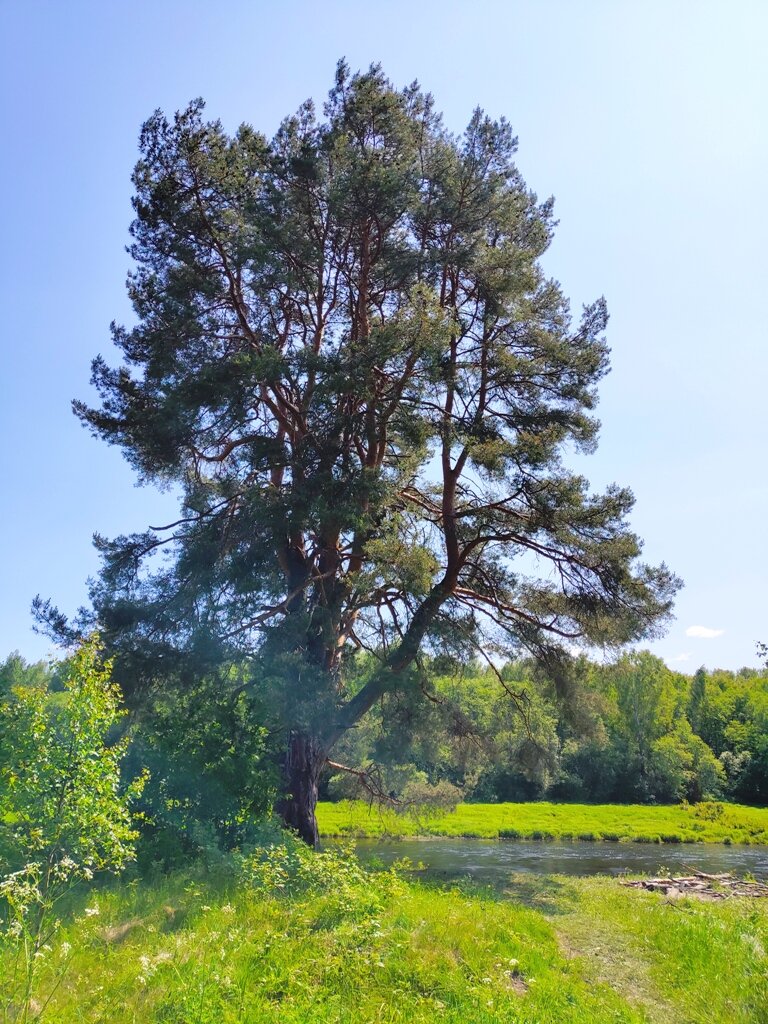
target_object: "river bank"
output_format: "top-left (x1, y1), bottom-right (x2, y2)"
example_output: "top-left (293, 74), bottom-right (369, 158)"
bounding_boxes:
top-left (318, 800), bottom-right (768, 844)
top-left (2, 845), bottom-right (766, 1023)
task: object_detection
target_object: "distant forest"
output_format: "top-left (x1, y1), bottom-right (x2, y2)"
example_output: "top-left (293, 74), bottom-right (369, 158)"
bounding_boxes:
top-left (4, 648), bottom-right (767, 829)
top-left (323, 651), bottom-right (768, 808)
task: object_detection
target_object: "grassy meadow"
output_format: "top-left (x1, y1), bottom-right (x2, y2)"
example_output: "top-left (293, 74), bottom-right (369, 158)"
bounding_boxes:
top-left (317, 800), bottom-right (768, 844)
top-left (1, 847), bottom-right (766, 1024)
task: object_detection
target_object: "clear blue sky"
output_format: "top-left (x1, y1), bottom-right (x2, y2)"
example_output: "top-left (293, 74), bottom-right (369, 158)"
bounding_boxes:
top-left (1, 0), bottom-right (766, 671)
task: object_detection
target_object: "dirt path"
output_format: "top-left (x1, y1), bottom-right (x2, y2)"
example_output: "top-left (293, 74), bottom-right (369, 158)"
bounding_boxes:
top-left (553, 911), bottom-right (675, 1024)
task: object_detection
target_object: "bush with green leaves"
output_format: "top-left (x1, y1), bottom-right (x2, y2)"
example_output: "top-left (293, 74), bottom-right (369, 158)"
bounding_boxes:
top-left (123, 668), bottom-right (279, 869)
top-left (239, 832), bottom-right (406, 923)
top-left (0, 635), bottom-right (145, 1021)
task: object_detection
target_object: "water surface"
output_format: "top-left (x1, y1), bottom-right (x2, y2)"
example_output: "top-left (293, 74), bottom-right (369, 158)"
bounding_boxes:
top-left (338, 838), bottom-right (768, 884)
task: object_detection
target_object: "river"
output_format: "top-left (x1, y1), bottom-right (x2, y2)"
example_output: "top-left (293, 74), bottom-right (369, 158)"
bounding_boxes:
top-left (337, 838), bottom-right (768, 884)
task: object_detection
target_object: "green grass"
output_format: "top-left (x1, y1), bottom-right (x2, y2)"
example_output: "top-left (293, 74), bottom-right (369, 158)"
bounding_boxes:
top-left (318, 800), bottom-right (768, 844)
top-left (2, 847), bottom-right (767, 1023)
top-left (0, 866), bottom-right (639, 1023)
top-left (542, 874), bottom-right (768, 1023)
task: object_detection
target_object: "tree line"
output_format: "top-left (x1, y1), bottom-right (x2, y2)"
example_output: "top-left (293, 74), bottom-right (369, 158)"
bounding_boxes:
top-left (325, 650), bottom-right (768, 808)
top-left (3, 647), bottom-right (767, 866)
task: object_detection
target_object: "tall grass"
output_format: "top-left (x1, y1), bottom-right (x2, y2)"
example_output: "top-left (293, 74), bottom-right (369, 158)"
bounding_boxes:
top-left (3, 837), bottom-right (767, 1022)
top-left (1, 851), bottom-right (643, 1024)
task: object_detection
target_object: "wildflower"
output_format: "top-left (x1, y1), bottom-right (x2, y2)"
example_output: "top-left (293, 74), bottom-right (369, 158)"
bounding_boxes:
top-left (60, 941), bottom-right (72, 957)
top-left (221, 903), bottom-right (235, 915)
top-left (84, 905), bottom-right (100, 917)
top-left (53, 856), bottom-right (78, 880)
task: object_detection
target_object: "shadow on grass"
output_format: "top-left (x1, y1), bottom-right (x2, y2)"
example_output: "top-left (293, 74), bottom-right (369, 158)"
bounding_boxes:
top-left (407, 869), bottom-right (580, 914)
top-left (500, 873), bottom-right (581, 914)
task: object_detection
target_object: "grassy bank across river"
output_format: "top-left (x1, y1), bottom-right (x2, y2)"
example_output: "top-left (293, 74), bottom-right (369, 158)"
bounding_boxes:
top-left (317, 800), bottom-right (768, 845)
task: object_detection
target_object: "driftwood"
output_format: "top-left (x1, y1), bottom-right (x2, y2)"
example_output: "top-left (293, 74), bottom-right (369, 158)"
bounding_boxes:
top-left (622, 871), bottom-right (768, 900)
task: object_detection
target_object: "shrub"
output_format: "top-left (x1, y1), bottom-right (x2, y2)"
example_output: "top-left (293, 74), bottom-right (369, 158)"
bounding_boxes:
top-left (400, 779), bottom-right (463, 818)
top-left (692, 801), bottom-right (725, 821)
top-left (0, 636), bottom-right (145, 1022)
top-left (125, 669), bottom-right (278, 868)
top-left (239, 837), bottom-right (405, 922)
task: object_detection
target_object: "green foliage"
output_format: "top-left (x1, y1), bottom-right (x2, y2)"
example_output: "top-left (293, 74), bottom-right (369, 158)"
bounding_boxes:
top-left (0, 636), bottom-right (145, 1022)
top-left (327, 655), bottom-right (562, 806)
top-left (38, 60), bottom-right (679, 843)
top-left (399, 778), bottom-right (463, 817)
top-left (327, 652), bottom-right (768, 809)
top-left (239, 834), bottom-right (404, 923)
top-left (0, 653), bottom-right (59, 697)
top-left (0, 636), bottom-right (145, 875)
top-left (124, 667), bottom-right (279, 868)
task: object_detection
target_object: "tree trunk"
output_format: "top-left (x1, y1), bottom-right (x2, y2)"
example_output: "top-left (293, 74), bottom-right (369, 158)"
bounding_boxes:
top-left (277, 731), bottom-right (325, 847)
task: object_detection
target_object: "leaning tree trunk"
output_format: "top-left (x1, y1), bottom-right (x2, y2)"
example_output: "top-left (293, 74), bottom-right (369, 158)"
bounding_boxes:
top-left (277, 731), bottom-right (325, 847)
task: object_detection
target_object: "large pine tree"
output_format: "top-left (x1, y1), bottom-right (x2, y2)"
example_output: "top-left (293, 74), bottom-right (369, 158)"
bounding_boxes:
top-left (51, 63), bottom-right (678, 844)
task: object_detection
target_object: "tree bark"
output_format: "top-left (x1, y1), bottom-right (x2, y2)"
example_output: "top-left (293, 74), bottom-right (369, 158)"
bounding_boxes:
top-left (277, 731), bottom-right (325, 847)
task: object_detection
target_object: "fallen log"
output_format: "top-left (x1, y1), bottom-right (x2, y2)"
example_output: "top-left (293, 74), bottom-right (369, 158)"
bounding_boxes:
top-left (621, 871), bottom-right (768, 900)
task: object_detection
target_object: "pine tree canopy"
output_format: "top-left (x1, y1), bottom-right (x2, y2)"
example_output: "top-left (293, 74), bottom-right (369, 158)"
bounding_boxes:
top-left (40, 62), bottom-right (680, 842)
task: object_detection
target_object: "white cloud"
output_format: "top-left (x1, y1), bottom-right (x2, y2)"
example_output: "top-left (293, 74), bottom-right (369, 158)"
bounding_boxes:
top-left (671, 652), bottom-right (692, 662)
top-left (685, 625), bottom-right (725, 639)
